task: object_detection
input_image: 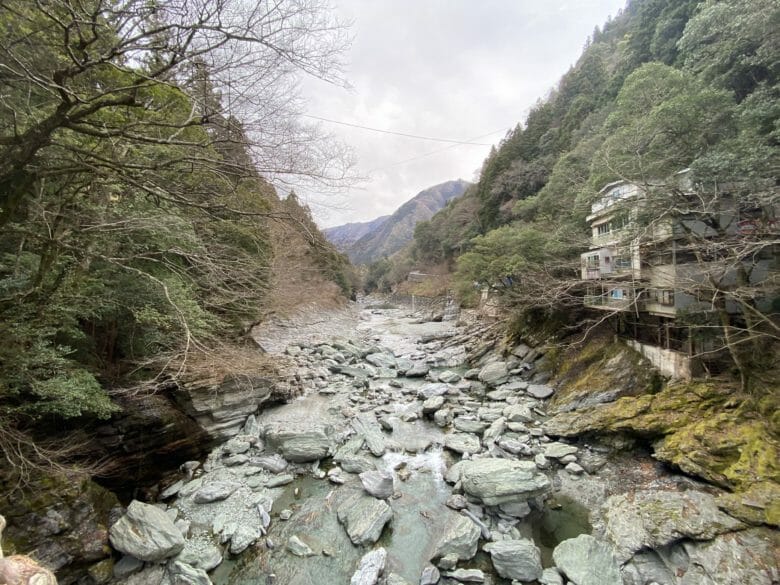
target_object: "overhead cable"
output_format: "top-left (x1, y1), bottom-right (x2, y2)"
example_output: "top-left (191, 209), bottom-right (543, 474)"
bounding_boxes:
top-left (303, 114), bottom-right (494, 145)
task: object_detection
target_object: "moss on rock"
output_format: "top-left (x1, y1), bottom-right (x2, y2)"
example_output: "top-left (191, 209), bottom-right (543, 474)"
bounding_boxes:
top-left (545, 361), bottom-right (780, 527)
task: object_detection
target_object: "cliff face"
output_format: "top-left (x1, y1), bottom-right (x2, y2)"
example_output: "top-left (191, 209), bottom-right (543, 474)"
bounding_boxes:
top-left (326, 179), bottom-right (470, 264)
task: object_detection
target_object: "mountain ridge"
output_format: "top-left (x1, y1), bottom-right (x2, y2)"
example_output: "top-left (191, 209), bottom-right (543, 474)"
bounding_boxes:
top-left (325, 179), bottom-right (471, 264)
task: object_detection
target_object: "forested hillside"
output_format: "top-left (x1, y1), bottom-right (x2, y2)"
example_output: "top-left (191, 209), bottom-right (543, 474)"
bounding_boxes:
top-left (403, 0), bottom-right (778, 385)
top-left (0, 1), bottom-right (353, 470)
top-left (341, 179), bottom-right (470, 264)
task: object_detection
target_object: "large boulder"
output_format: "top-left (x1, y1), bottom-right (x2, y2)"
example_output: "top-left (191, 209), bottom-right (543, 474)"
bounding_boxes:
top-left (337, 493), bottom-right (393, 545)
top-left (350, 547), bottom-right (387, 585)
top-left (351, 413), bottom-right (387, 457)
top-left (109, 500), bottom-right (185, 562)
top-left (552, 534), bottom-right (621, 585)
top-left (485, 539), bottom-right (542, 581)
top-left (478, 362), bottom-right (509, 387)
top-left (179, 373), bottom-right (276, 440)
top-left (359, 470), bottom-right (395, 499)
top-left (433, 513), bottom-right (481, 561)
top-left (444, 433), bottom-right (481, 455)
top-left (265, 425), bottom-right (332, 462)
top-left (601, 489), bottom-right (745, 563)
top-left (192, 480), bottom-right (240, 504)
top-left (459, 458), bottom-right (550, 506)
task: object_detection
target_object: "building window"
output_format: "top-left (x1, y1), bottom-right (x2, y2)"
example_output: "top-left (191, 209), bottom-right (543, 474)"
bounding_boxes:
top-left (651, 289), bottom-right (674, 306)
top-left (585, 254), bottom-right (599, 268)
top-left (610, 288), bottom-right (625, 299)
top-left (614, 256), bottom-right (632, 270)
top-left (597, 223), bottom-right (611, 235)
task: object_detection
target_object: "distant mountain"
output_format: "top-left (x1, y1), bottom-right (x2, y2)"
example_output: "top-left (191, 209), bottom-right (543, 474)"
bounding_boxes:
top-left (332, 179), bottom-right (470, 265)
top-left (322, 215), bottom-right (390, 251)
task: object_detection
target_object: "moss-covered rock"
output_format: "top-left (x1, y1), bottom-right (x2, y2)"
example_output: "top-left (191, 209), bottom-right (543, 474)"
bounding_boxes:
top-left (545, 380), bottom-right (780, 527)
top-left (0, 470), bottom-right (119, 584)
top-left (548, 334), bottom-right (660, 413)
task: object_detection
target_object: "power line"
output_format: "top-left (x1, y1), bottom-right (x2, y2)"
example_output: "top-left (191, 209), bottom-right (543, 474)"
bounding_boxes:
top-left (369, 127), bottom-right (508, 172)
top-left (303, 114), bottom-right (495, 145)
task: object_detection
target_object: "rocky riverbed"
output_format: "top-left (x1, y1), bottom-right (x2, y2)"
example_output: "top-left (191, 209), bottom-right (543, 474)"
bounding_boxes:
top-left (104, 300), bottom-right (778, 585)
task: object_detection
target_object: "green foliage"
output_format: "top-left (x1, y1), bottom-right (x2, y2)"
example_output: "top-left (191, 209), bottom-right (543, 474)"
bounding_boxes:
top-left (0, 2), bottom-right (351, 430)
top-left (364, 258), bottom-right (394, 293)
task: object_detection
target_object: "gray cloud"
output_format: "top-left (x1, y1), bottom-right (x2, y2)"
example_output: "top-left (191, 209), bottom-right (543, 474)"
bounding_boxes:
top-left (298, 0), bottom-right (626, 228)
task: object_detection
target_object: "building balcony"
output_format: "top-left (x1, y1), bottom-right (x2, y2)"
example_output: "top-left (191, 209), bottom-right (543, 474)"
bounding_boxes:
top-left (584, 286), bottom-right (642, 312)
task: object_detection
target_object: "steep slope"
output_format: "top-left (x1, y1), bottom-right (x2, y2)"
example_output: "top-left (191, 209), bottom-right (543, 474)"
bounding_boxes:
top-left (346, 179), bottom-right (470, 264)
top-left (323, 215), bottom-right (390, 251)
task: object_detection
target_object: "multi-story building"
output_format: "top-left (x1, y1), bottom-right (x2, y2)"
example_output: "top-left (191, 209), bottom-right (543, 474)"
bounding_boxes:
top-left (580, 170), bottom-right (778, 378)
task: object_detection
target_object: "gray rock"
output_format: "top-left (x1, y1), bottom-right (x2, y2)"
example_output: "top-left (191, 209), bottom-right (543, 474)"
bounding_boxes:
top-left (180, 374), bottom-right (275, 440)
top-left (417, 383), bottom-right (450, 399)
top-left (438, 370), bottom-right (462, 384)
top-left (499, 380), bottom-right (529, 393)
top-left (497, 436), bottom-right (531, 456)
top-left (459, 458), bottom-right (550, 506)
top-left (543, 442), bottom-right (578, 459)
top-left (621, 550), bottom-right (677, 585)
top-left (502, 404), bottom-right (534, 423)
top-left (175, 540), bottom-right (223, 572)
top-left (452, 417), bottom-right (487, 434)
top-left (446, 568), bottom-right (485, 582)
top-left (385, 573), bottom-right (413, 585)
top-left (340, 455), bottom-right (378, 474)
top-left (286, 535), bottom-right (315, 557)
top-left (526, 384), bottom-right (554, 399)
top-left (511, 344), bottom-right (531, 358)
top-left (109, 500), bottom-right (185, 562)
top-left (498, 501), bottom-right (531, 518)
top-left (601, 490), bottom-right (745, 563)
top-left (446, 494), bottom-right (469, 510)
top-left (534, 454), bottom-right (550, 470)
top-left (337, 492), bottom-right (393, 545)
top-left (266, 474), bottom-right (294, 488)
top-left (350, 547), bottom-right (387, 585)
top-left (366, 352), bottom-right (397, 369)
top-left (113, 555), bottom-right (144, 579)
top-left (485, 539), bottom-right (542, 582)
top-left (250, 454), bottom-right (288, 474)
top-left (444, 433), bottom-right (481, 455)
top-left (359, 470), bottom-right (395, 499)
top-left (433, 512), bottom-right (481, 561)
top-left (420, 565), bottom-right (441, 585)
top-left (482, 417), bottom-right (506, 443)
top-left (193, 481), bottom-right (240, 504)
top-left (478, 362), bottom-right (509, 387)
top-left (552, 534), bottom-right (621, 585)
top-left (170, 561), bottom-right (212, 585)
top-left (405, 363), bottom-right (430, 377)
top-left (539, 567), bottom-right (564, 585)
top-left (422, 395), bottom-right (446, 414)
top-left (223, 437), bottom-right (251, 455)
top-left (434, 408), bottom-right (453, 427)
top-left (437, 553), bottom-right (459, 571)
top-left (266, 426), bottom-right (332, 462)
top-left (565, 462), bottom-right (584, 475)
top-left (241, 414), bottom-right (262, 437)
top-left (677, 527), bottom-right (779, 585)
top-left (352, 413), bottom-right (386, 457)
top-left (161, 480), bottom-right (185, 500)
top-left (229, 523), bottom-right (264, 555)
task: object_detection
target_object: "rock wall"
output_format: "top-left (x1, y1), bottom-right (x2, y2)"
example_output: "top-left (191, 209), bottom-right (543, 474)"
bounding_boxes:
top-left (0, 471), bottom-right (119, 585)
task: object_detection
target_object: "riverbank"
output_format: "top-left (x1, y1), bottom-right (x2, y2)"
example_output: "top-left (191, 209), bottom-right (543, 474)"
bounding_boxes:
top-left (106, 298), bottom-right (779, 584)
top-left (1, 296), bottom-right (777, 584)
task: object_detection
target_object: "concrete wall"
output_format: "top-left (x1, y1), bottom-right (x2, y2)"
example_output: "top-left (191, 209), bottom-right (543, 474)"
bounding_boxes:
top-left (626, 339), bottom-right (694, 379)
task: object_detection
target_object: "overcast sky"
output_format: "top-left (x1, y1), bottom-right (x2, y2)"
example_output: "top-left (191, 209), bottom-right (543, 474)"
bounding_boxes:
top-left (301, 0), bottom-right (626, 228)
